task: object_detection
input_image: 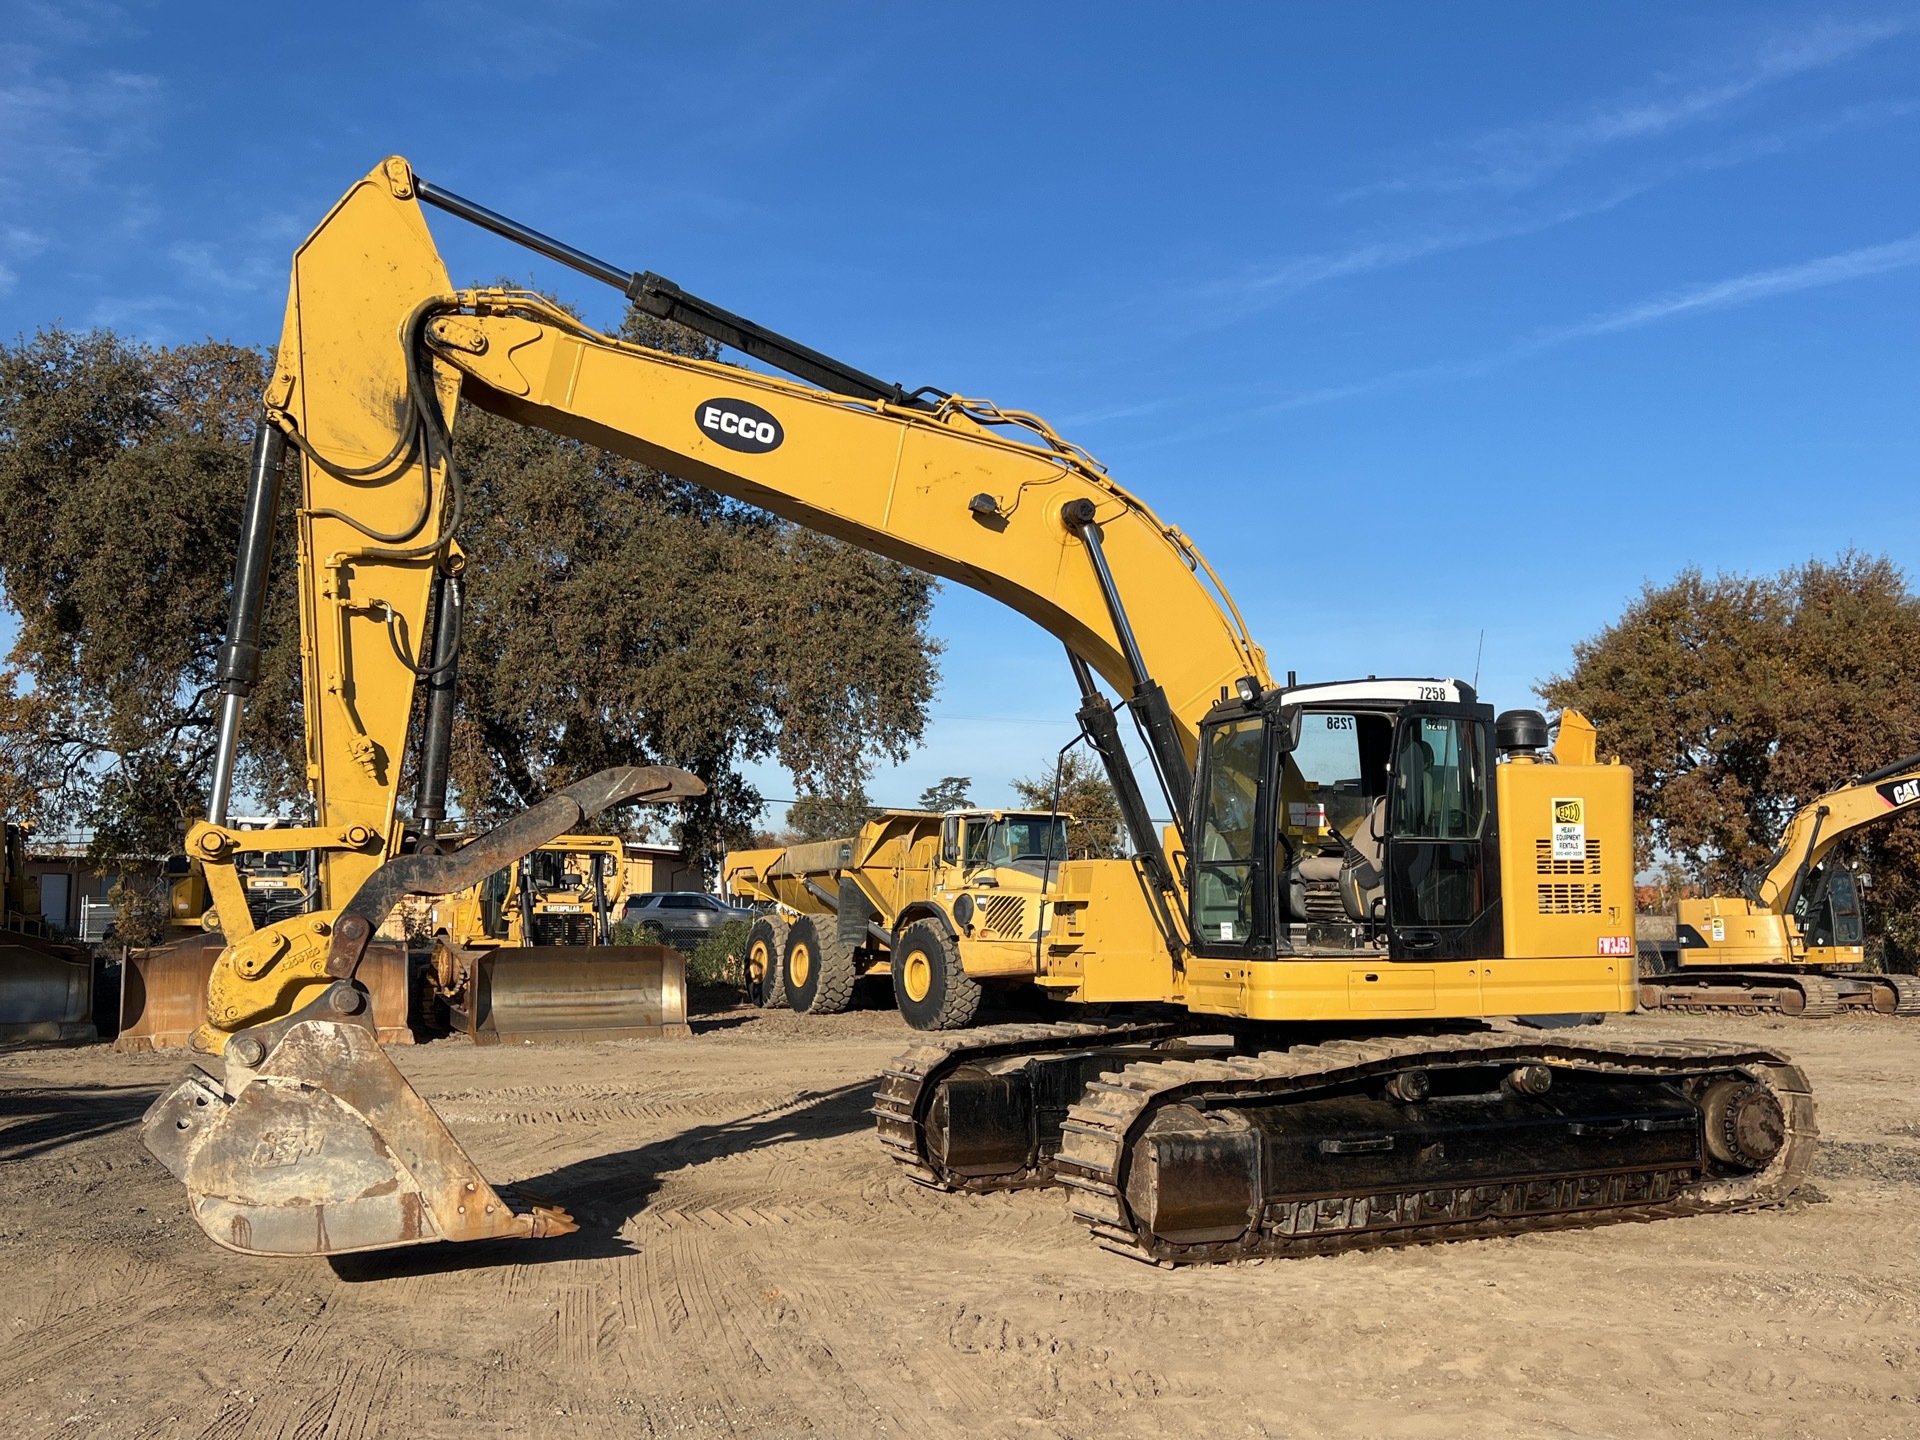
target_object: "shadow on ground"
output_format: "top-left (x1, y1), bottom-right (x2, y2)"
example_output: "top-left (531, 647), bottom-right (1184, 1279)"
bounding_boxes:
top-left (330, 1076), bottom-right (879, 1280)
top-left (0, 1079), bottom-right (161, 1163)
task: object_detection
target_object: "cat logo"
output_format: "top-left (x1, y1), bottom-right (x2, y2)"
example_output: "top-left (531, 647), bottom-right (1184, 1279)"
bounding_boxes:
top-left (1553, 798), bottom-right (1584, 826)
top-left (1879, 778), bottom-right (1920, 808)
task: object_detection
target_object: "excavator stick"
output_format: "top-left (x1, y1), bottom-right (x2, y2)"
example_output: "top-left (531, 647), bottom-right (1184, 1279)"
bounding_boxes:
top-left (141, 766), bottom-right (702, 1257)
top-left (119, 935), bottom-right (414, 1051)
top-left (446, 943), bottom-right (689, 1044)
top-left (0, 934), bottom-right (97, 1045)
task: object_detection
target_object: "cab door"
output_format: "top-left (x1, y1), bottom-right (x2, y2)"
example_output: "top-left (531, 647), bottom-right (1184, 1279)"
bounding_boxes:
top-left (1382, 702), bottom-right (1503, 961)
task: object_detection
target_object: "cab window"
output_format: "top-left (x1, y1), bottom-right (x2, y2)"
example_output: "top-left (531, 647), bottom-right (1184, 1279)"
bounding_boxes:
top-left (1194, 717), bottom-right (1264, 945)
top-left (1389, 718), bottom-right (1486, 840)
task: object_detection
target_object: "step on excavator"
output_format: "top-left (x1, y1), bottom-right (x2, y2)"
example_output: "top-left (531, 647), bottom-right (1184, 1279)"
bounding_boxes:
top-left (1638, 751), bottom-right (1920, 1018)
top-left (425, 834), bottom-right (689, 1044)
top-left (143, 157), bottom-right (1814, 1264)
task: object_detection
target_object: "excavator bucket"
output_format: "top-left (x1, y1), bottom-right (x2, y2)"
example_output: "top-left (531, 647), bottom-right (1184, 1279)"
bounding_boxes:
top-left (142, 980), bottom-right (574, 1256)
top-left (0, 935), bottom-right (96, 1045)
top-left (120, 936), bottom-right (415, 1052)
top-left (447, 943), bottom-right (689, 1044)
top-left (141, 766), bottom-right (706, 1257)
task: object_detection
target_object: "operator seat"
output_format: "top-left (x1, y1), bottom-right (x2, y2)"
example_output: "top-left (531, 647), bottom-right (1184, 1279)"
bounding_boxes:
top-left (1337, 796), bottom-right (1387, 923)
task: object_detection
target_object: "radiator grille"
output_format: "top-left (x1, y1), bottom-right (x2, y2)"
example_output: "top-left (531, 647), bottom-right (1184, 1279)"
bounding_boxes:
top-left (1537, 883), bottom-right (1605, 915)
top-left (1536, 839), bottom-right (1603, 876)
top-left (531, 914), bottom-right (598, 946)
top-left (980, 894), bottom-right (1027, 938)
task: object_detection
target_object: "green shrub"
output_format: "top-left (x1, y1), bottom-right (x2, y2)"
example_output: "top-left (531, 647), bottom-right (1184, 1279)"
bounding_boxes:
top-left (611, 919), bottom-right (664, 947)
top-left (610, 917), bottom-right (752, 989)
top-left (688, 919), bottom-right (753, 988)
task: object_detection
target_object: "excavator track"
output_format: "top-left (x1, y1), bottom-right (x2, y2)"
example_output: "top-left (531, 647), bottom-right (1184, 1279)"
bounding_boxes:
top-left (1052, 1028), bottom-right (1814, 1265)
top-left (1877, 973), bottom-right (1920, 1016)
top-left (874, 1019), bottom-right (1190, 1190)
top-left (1639, 969), bottom-right (1901, 1018)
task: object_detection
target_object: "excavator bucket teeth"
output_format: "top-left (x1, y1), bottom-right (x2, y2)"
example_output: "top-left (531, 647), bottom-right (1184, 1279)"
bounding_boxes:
top-left (449, 944), bottom-right (689, 1045)
top-left (120, 937), bottom-right (415, 1052)
top-left (142, 986), bottom-right (570, 1257)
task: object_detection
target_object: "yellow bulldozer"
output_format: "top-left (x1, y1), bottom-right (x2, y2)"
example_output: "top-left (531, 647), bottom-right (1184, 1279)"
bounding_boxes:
top-left (423, 834), bottom-right (688, 1044)
top-left (1637, 750), bottom-right (1920, 1017)
top-left (724, 807), bottom-right (1068, 1027)
top-left (140, 156), bottom-right (1813, 1266)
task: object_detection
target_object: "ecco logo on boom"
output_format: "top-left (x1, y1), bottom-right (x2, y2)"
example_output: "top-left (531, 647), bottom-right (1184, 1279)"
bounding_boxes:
top-left (695, 398), bottom-right (784, 454)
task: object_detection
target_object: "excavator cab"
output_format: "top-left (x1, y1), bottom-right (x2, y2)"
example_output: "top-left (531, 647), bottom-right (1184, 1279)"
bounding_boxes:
top-left (1794, 864), bottom-right (1865, 951)
top-left (1190, 682), bottom-right (1504, 963)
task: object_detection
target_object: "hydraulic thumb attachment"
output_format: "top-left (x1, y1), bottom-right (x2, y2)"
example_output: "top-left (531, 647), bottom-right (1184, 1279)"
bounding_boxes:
top-left (141, 764), bottom-right (705, 1258)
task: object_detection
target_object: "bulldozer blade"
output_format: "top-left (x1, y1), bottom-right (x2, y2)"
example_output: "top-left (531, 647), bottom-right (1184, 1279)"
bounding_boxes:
top-left (120, 936), bottom-right (415, 1052)
top-left (142, 981), bottom-right (574, 1257)
top-left (118, 935), bottom-right (221, 1052)
top-left (449, 944), bottom-right (690, 1045)
top-left (0, 935), bottom-right (96, 1046)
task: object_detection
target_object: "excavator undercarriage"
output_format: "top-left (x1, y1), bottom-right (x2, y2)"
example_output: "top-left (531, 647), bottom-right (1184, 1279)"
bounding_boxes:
top-left (878, 1021), bottom-right (1812, 1264)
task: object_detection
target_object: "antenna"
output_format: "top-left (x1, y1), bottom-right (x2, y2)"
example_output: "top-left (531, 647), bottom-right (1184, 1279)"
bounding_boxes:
top-left (1472, 629), bottom-right (1485, 693)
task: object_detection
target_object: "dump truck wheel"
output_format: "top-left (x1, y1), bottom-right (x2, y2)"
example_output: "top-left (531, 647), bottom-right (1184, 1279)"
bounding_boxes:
top-left (784, 915), bottom-right (858, 1015)
top-left (744, 916), bottom-right (790, 1008)
top-left (891, 920), bottom-right (982, 1031)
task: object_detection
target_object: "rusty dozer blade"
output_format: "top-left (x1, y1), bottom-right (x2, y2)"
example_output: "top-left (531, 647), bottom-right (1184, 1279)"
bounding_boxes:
top-left (448, 943), bottom-right (689, 1045)
top-left (141, 764), bottom-right (705, 1257)
top-left (143, 980), bottom-right (574, 1256)
top-left (120, 935), bottom-right (415, 1052)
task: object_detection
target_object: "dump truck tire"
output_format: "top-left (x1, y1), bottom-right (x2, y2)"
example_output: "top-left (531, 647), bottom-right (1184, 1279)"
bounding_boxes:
top-left (744, 916), bottom-right (789, 1008)
top-left (785, 914), bottom-right (858, 1015)
top-left (891, 920), bottom-right (982, 1031)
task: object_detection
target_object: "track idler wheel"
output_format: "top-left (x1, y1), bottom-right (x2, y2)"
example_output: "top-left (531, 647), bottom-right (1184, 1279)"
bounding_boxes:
top-left (1700, 1079), bottom-right (1786, 1170)
top-left (142, 981), bottom-right (574, 1256)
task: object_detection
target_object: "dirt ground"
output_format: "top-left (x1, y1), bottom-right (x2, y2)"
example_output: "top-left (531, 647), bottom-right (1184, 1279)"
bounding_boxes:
top-left (3, 1002), bottom-right (1919, 1440)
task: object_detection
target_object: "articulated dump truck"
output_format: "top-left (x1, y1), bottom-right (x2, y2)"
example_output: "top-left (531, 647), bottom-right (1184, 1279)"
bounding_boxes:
top-left (140, 155), bottom-right (1815, 1266)
top-left (724, 807), bottom-right (1068, 1028)
top-left (424, 834), bottom-right (688, 1044)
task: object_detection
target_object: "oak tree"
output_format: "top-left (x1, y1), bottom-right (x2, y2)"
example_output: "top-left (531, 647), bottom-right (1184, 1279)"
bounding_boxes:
top-left (1542, 553), bottom-right (1920, 957)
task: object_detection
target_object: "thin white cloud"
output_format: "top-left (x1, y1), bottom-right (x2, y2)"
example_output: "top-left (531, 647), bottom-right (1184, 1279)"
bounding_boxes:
top-left (1359, 17), bottom-right (1910, 196)
top-left (1263, 233), bottom-right (1920, 414)
top-left (1540, 232), bottom-right (1920, 344)
top-left (1122, 232), bottom-right (1920, 447)
top-left (1185, 95), bottom-right (1919, 327)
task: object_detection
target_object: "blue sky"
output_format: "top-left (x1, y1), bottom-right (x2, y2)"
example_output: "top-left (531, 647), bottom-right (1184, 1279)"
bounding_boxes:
top-left (3, 3), bottom-right (1917, 822)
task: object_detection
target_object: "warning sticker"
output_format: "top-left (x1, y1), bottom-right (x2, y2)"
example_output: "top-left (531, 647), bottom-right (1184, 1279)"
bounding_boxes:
top-left (1551, 796), bottom-right (1586, 862)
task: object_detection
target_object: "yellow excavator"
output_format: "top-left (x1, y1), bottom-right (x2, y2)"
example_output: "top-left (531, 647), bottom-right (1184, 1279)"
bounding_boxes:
top-left (423, 834), bottom-right (687, 1043)
top-left (142, 157), bottom-right (1813, 1265)
top-left (1638, 751), bottom-right (1920, 1017)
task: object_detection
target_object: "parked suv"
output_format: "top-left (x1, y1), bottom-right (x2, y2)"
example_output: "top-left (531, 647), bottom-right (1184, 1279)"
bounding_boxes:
top-left (619, 891), bottom-right (758, 945)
